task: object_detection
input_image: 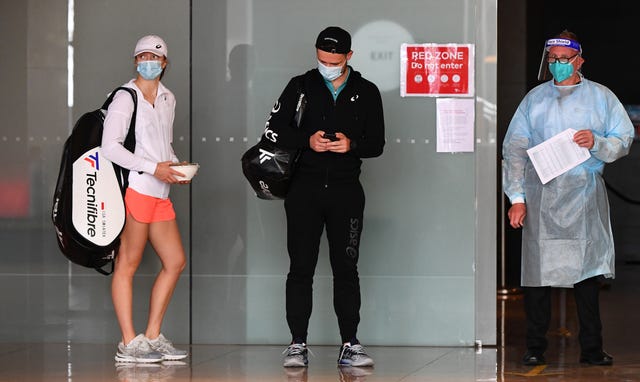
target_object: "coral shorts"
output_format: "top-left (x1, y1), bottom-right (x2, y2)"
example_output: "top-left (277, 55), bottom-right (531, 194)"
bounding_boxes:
top-left (124, 188), bottom-right (176, 223)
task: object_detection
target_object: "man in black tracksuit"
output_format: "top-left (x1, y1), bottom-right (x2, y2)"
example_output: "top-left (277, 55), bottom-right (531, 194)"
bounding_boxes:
top-left (266, 26), bottom-right (385, 368)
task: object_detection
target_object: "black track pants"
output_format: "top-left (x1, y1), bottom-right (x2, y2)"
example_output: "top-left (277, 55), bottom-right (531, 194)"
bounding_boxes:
top-left (284, 180), bottom-right (365, 343)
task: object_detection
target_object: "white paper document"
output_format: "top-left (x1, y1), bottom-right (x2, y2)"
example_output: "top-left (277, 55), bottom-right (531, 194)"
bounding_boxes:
top-left (526, 128), bottom-right (591, 184)
top-left (436, 98), bottom-right (475, 152)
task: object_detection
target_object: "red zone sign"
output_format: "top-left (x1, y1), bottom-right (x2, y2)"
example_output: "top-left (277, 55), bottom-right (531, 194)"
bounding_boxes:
top-left (401, 43), bottom-right (474, 97)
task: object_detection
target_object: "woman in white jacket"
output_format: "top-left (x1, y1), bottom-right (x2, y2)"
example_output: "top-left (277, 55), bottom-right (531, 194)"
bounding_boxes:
top-left (102, 35), bottom-right (188, 363)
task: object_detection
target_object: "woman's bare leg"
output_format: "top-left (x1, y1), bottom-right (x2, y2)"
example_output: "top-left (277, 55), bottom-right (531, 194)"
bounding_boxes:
top-left (145, 219), bottom-right (186, 339)
top-left (112, 214), bottom-right (149, 345)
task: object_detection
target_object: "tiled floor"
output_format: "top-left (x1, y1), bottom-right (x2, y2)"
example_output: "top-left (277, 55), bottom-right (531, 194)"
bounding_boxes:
top-left (1, 263), bottom-right (639, 381)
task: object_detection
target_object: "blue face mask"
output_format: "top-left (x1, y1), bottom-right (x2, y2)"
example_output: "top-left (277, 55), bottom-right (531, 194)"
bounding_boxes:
top-left (548, 61), bottom-right (574, 83)
top-left (318, 61), bottom-right (344, 81)
top-left (137, 60), bottom-right (163, 80)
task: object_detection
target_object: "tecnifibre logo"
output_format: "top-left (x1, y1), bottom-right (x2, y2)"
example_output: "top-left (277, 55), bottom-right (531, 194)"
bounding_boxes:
top-left (84, 152), bottom-right (100, 170)
top-left (72, 147), bottom-right (126, 246)
top-left (83, 151), bottom-right (101, 238)
top-left (85, 172), bottom-right (100, 237)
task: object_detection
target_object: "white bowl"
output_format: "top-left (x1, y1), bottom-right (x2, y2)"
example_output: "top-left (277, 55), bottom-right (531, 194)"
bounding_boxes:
top-left (170, 163), bottom-right (200, 181)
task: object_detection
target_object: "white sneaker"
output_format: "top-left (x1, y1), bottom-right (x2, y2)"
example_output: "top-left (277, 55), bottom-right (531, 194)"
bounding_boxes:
top-left (115, 334), bottom-right (163, 363)
top-left (147, 333), bottom-right (188, 360)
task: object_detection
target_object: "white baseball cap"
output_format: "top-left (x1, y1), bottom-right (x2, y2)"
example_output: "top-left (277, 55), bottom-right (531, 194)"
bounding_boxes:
top-left (133, 35), bottom-right (168, 58)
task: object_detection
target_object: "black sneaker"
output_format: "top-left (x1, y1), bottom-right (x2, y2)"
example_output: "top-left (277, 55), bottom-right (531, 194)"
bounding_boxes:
top-left (283, 343), bottom-right (308, 367)
top-left (337, 343), bottom-right (374, 367)
top-left (522, 350), bottom-right (546, 366)
top-left (580, 351), bottom-right (613, 366)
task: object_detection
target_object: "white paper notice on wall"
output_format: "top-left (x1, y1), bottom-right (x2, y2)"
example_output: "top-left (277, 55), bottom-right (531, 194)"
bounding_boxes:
top-left (436, 98), bottom-right (475, 153)
top-left (526, 128), bottom-right (591, 184)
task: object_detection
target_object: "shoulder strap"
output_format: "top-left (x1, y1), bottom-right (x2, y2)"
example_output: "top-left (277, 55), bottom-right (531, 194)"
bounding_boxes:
top-left (102, 87), bottom-right (138, 153)
top-left (102, 86), bottom-right (138, 192)
top-left (293, 76), bottom-right (307, 128)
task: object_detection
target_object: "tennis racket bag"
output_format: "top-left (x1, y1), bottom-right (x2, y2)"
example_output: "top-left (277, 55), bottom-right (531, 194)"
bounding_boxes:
top-left (52, 87), bottom-right (137, 275)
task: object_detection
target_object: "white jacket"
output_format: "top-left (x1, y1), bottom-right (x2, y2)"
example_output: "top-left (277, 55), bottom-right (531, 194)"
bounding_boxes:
top-left (101, 80), bottom-right (178, 199)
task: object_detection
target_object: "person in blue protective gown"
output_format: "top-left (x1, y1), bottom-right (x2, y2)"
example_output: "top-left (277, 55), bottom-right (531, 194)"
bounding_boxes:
top-left (502, 30), bottom-right (634, 367)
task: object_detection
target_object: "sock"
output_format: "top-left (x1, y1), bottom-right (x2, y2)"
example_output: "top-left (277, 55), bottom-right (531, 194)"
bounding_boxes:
top-left (343, 337), bottom-right (360, 346)
top-left (292, 337), bottom-right (306, 345)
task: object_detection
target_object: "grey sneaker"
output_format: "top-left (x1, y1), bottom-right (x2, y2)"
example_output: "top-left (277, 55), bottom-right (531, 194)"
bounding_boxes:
top-left (282, 343), bottom-right (308, 367)
top-left (337, 343), bottom-right (374, 367)
top-left (147, 333), bottom-right (188, 360)
top-left (115, 334), bottom-right (163, 363)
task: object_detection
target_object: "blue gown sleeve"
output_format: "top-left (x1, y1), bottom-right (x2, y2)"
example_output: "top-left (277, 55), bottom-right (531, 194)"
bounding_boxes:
top-left (589, 96), bottom-right (634, 163)
top-left (502, 99), bottom-right (532, 204)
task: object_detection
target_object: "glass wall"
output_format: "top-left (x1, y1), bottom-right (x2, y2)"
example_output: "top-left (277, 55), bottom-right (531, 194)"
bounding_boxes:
top-left (0, 0), bottom-right (496, 346)
top-left (0, 0), bottom-right (190, 343)
top-left (191, 0), bottom-right (497, 345)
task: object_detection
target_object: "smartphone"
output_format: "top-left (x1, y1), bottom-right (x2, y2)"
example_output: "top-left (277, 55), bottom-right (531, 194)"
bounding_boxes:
top-left (323, 133), bottom-right (339, 141)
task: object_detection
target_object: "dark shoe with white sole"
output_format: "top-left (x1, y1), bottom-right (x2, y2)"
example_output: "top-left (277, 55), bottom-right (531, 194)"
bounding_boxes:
top-left (580, 351), bottom-right (613, 366)
top-left (522, 351), bottom-right (546, 366)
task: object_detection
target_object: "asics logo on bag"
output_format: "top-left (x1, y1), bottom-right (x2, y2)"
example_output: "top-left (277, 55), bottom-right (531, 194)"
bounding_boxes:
top-left (272, 101), bottom-right (281, 114)
top-left (258, 181), bottom-right (273, 198)
top-left (262, 100), bottom-right (281, 143)
top-left (264, 127), bottom-right (278, 143)
top-left (259, 149), bottom-right (275, 164)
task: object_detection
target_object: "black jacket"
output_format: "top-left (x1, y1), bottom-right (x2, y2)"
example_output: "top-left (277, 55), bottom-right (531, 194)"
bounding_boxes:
top-left (264, 68), bottom-right (385, 185)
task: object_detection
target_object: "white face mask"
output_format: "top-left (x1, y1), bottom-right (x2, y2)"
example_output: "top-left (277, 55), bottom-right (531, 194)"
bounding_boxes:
top-left (317, 61), bottom-right (343, 81)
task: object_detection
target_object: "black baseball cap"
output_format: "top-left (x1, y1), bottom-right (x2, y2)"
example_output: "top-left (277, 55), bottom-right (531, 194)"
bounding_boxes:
top-left (315, 26), bottom-right (351, 54)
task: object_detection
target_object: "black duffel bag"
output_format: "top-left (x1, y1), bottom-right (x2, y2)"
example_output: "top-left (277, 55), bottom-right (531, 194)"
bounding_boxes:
top-left (52, 87), bottom-right (137, 275)
top-left (241, 78), bottom-right (306, 200)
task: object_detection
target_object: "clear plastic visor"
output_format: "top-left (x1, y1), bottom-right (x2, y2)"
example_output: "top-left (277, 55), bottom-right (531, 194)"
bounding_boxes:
top-left (537, 38), bottom-right (582, 81)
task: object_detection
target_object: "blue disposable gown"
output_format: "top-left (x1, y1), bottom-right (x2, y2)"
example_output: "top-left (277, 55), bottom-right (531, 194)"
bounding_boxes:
top-left (503, 78), bottom-right (634, 287)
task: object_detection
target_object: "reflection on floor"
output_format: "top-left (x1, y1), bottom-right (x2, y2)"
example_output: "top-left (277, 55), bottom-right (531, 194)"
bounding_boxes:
top-left (2, 263), bottom-right (640, 381)
top-left (497, 260), bottom-right (640, 382)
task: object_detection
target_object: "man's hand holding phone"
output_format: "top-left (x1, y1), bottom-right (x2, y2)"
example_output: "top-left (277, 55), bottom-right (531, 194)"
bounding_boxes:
top-left (323, 133), bottom-right (339, 141)
top-left (310, 131), bottom-right (351, 153)
top-left (325, 132), bottom-right (350, 153)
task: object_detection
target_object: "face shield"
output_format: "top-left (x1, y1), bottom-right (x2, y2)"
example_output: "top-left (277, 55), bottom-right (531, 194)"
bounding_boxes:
top-left (537, 38), bottom-right (582, 81)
